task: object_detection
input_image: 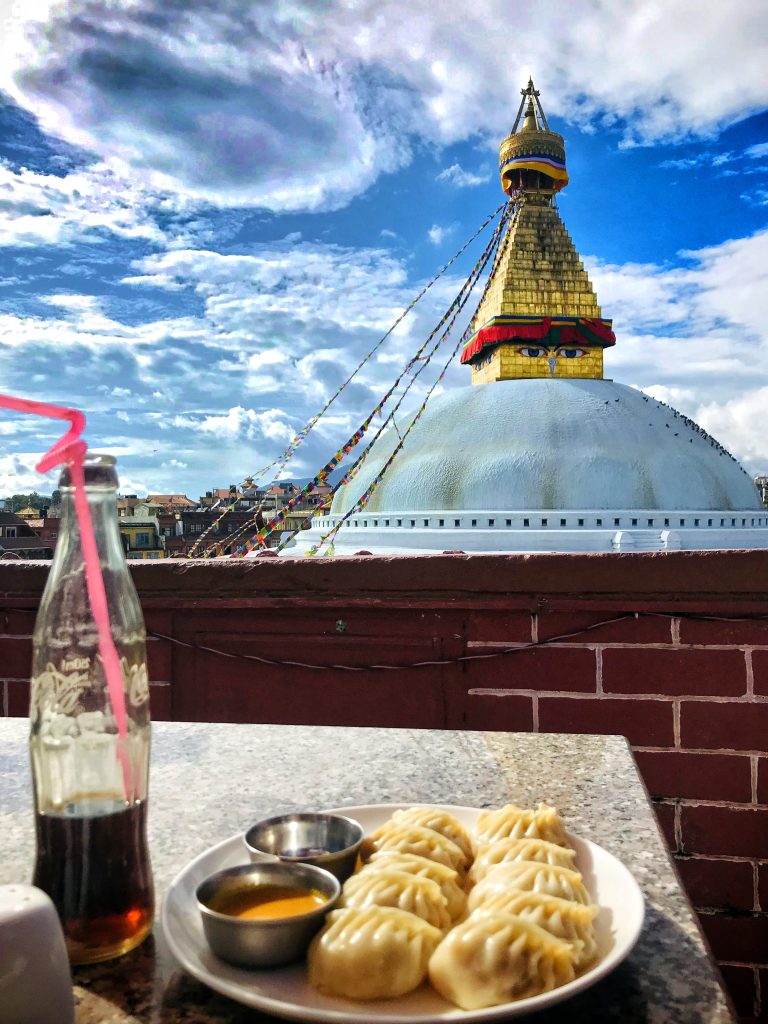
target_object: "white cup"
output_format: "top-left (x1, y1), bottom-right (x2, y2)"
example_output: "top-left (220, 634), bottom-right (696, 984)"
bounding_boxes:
top-left (0, 883), bottom-right (75, 1024)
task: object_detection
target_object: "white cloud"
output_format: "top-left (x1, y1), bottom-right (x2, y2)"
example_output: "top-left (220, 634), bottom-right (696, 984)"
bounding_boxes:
top-left (173, 406), bottom-right (296, 445)
top-left (0, 162), bottom-right (173, 248)
top-left (0, 453), bottom-right (57, 494)
top-left (436, 163), bottom-right (489, 188)
top-left (592, 229), bottom-right (768, 470)
top-left (693, 389), bottom-right (768, 472)
top-left (125, 242), bottom-right (413, 337)
top-left (428, 224), bottom-right (453, 246)
top-left (3, 1), bottom-right (767, 211)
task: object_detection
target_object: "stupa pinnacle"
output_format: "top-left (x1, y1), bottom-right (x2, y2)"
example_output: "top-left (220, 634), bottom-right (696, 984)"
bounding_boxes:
top-left (462, 78), bottom-right (615, 384)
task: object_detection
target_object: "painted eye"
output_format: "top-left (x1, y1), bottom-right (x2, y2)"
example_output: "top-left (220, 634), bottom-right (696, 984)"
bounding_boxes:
top-left (519, 347), bottom-right (546, 358)
top-left (557, 348), bottom-right (586, 358)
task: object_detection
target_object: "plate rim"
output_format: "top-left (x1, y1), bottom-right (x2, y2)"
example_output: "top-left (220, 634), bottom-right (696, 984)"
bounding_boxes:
top-left (161, 802), bottom-right (645, 1023)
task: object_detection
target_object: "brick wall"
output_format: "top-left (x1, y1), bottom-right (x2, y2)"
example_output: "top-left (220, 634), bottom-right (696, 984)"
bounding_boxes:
top-left (1, 550), bottom-right (766, 1020)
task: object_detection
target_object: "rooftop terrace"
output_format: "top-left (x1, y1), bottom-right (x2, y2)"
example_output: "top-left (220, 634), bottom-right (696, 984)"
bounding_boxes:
top-left (1, 548), bottom-right (766, 1017)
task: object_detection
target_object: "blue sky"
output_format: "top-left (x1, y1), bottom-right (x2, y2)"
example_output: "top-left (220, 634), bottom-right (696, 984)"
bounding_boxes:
top-left (0, 0), bottom-right (767, 498)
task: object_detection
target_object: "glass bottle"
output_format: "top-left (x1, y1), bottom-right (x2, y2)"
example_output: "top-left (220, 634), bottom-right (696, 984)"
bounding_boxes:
top-left (29, 454), bottom-right (154, 965)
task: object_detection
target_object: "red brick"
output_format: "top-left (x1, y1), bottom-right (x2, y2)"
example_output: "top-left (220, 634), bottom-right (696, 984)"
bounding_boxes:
top-left (682, 805), bottom-right (768, 858)
top-left (718, 964), bottom-right (757, 1017)
top-left (149, 682), bottom-right (172, 721)
top-left (460, 693), bottom-right (534, 732)
top-left (634, 750), bottom-right (753, 802)
top-left (143, 609), bottom-right (174, 634)
top-left (681, 701), bottom-right (768, 753)
top-left (538, 696), bottom-right (674, 746)
top-left (759, 864), bottom-right (768, 912)
top-left (674, 855), bottom-right (755, 911)
top-left (752, 652), bottom-right (768, 697)
top-left (603, 647), bottom-right (746, 697)
top-left (177, 607), bottom-right (465, 640)
top-left (0, 609), bottom-right (36, 634)
top-left (653, 801), bottom-right (677, 851)
top-left (537, 607), bottom-right (672, 644)
top-left (679, 616), bottom-right (768, 647)
top-left (698, 911), bottom-right (768, 964)
top-left (465, 609), bottom-right (532, 643)
top-left (146, 636), bottom-right (172, 682)
top-left (7, 678), bottom-right (29, 716)
top-left (0, 636), bottom-right (32, 679)
top-left (463, 646), bottom-right (596, 693)
top-left (759, 759), bottom-right (768, 805)
top-left (760, 970), bottom-right (768, 1019)
top-left (178, 633), bottom-right (451, 727)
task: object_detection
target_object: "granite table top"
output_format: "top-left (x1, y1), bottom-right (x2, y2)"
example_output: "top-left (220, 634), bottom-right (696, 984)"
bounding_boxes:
top-left (0, 719), bottom-right (734, 1023)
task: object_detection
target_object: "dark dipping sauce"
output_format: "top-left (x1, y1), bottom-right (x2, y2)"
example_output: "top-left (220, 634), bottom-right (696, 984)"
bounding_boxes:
top-left (208, 885), bottom-right (328, 920)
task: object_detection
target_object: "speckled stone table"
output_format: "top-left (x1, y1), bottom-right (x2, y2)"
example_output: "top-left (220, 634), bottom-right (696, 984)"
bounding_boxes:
top-left (0, 720), bottom-right (734, 1023)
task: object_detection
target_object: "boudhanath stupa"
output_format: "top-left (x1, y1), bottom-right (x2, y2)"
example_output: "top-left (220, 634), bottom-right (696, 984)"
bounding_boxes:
top-left (286, 80), bottom-right (768, 556)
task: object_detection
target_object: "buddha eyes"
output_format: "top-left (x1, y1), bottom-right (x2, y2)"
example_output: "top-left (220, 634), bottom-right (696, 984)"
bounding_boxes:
top-left (517, 346), bottom-right (587, 359)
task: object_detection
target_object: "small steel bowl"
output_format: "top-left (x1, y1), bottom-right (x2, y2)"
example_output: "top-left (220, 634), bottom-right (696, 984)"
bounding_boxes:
top-left (244, 812), bottom-right (364, 882)
top-left (196, 861), bottom-right (340, 969)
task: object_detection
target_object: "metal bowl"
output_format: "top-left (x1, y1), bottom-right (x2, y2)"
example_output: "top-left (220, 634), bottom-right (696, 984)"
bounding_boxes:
top-left (243, 812), bottom-right (364, 882)
top-left (196, 861), bottom-right (340, 968)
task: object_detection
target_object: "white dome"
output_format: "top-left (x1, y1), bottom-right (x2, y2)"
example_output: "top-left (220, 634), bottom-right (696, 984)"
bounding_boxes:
top-left (332, 379), bottom-right (761, 514)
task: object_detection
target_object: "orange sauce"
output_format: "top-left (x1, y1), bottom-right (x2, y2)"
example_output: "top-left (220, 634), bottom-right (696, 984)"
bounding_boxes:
top-left (212, 885), bottom-right (328, 920)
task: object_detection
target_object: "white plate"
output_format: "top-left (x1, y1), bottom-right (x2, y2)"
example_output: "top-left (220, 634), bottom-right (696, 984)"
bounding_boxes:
top-left (161, 804), bottom-right (644, 1023)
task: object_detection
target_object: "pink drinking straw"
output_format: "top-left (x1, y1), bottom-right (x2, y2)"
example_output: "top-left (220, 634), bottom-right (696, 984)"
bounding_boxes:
top-left (0, 392), bottom-right (132, 798)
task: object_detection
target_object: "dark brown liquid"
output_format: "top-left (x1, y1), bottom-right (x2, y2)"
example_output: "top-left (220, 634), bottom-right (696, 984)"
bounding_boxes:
top-left (33, 799), bottom-right (154, 964)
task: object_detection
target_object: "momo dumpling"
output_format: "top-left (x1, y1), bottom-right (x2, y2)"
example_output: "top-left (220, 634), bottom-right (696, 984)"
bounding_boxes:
top-left (308, 906), bottom-right (442, 1000)
top-left (364, 823), bottom-right (468, 875)
top-left (361, 852), bottom-right (466, 919)
top-left (467, 837), bottom-right (576, 887)
top-left (472, 803), bottom-right (567, 849)
top-left (468, 861), bottom-right (591, 909)
top-left (428, 912), bottom-right (575, 1009)
top-left (390, 807), bottom-right (473, 862)
top-left (469, 891), bottom-right (599, 968)
top-left (338, 869), bottom-right (451, 931)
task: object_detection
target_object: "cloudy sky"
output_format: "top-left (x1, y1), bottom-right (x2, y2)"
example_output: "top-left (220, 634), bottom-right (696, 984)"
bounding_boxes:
top-left (0, 0), bottom-right (767, 499)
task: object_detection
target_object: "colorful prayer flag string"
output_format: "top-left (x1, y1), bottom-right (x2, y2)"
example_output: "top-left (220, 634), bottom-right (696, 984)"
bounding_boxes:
top-left (303, 198), bottom-right (520, 556)
top-left (228, 201), bottom-right (516, 558)
top-left (239, 200), bottom-right (506, 485)
top-left (190, 200), bottom-right (508, 558)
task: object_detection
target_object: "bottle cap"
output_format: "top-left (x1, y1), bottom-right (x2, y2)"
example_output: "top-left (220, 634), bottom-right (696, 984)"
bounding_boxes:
top-left (59, 452), bottom-right (118, 489)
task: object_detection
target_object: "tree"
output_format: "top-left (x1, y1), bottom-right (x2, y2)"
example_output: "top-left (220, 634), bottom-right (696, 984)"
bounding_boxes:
top-left (4, 492), bottom-right (52, 512)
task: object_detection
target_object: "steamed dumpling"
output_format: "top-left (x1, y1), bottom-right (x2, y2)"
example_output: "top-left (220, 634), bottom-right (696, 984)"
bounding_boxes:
top-left (428, 912), bottom-right (575, 1009)
top-left (467, 837), bottom-right (576, 888)
top-left (364, 823), bottom-right (468, 875)
top-left (469, 890), bottom-right (599, 968)
top-left (308, 906), bottom-right (442, 1000)
top-left (338, 869), bottom-right (452, 931)
top-left (472, 803), bottom-right (567, 849)
top-left (361, 852), bottom-right (466, 919)
top-left (390, 807), bottom-right (473, 862)
top-left (468, 861), bottom-right (591, 909)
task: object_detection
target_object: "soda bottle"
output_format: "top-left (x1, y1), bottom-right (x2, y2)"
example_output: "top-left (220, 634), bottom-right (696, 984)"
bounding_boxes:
top-left (29, 453), bottom-right (154, 965)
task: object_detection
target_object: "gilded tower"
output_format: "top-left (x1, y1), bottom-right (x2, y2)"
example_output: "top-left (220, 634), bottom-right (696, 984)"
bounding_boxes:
top-left (461, 79), bottom-right (615, 384)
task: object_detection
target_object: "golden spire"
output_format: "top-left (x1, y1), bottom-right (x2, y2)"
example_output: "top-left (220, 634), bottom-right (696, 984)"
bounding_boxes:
top-left (499, 78), bottom-right (568, 202)
top-left (460, 79), bottom-right (615, 384)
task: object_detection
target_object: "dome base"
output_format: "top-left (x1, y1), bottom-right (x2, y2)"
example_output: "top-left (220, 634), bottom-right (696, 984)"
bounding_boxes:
top-left (280, 508), bottom-right (768, 557)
